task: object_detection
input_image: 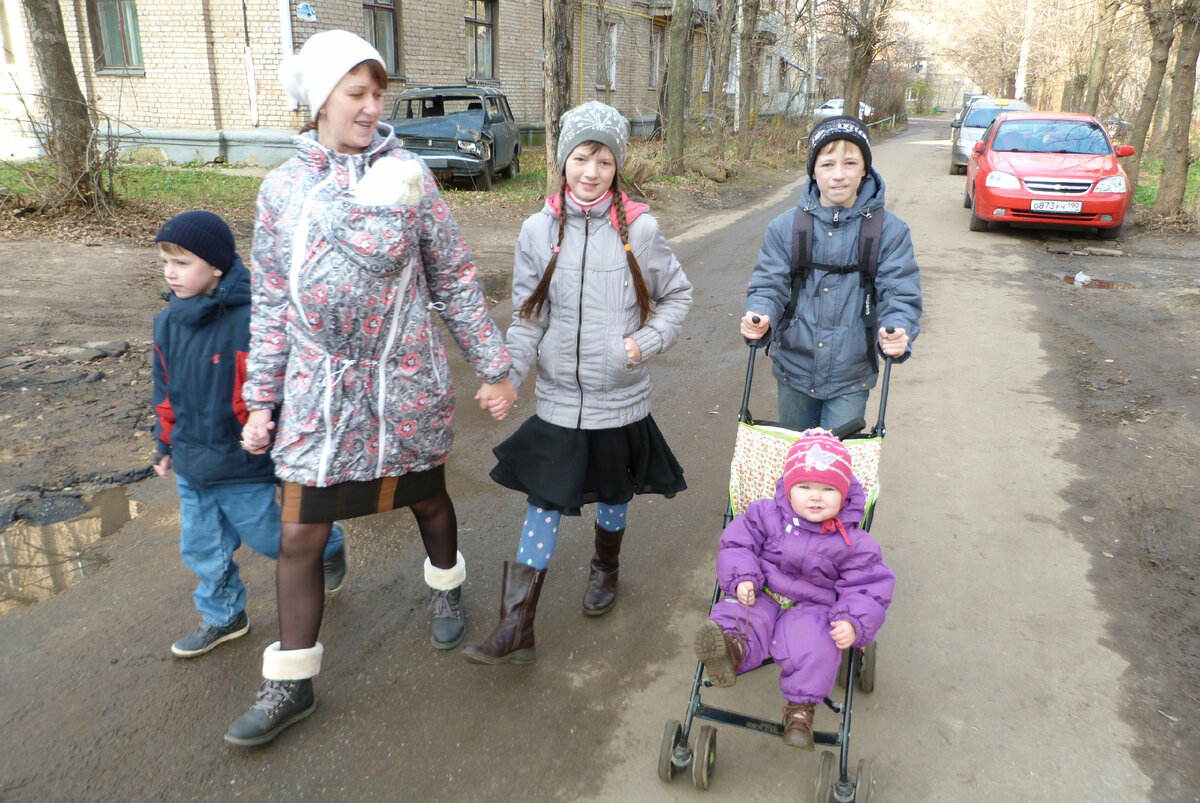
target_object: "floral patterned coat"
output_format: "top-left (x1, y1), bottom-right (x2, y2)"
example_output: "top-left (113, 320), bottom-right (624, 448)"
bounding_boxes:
top-left (243, 125), bottom-right (510, 487)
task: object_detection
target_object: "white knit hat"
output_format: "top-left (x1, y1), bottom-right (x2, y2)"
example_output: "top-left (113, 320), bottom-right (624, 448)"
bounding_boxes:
top-left (278, 30), bottom-right (385, 121)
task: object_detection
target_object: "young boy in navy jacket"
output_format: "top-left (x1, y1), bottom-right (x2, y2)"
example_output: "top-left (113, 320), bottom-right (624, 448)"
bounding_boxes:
top-left (152, 211), bottom-right (346, 658)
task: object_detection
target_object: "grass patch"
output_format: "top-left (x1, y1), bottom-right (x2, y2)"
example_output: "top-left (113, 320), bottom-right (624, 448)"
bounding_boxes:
top-left (1132, 156), bottom-right (1200, 208)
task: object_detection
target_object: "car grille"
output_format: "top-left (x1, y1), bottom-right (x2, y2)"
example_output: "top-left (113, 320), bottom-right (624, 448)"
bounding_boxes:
top-left (1010, 210), bottom-right (1101, 223)
top-left (1022, 177), bottom-right (1093, 195)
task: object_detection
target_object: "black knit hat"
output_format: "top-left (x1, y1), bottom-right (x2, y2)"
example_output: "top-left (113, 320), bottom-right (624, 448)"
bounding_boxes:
top-left (155, 211), bottom-right (236, 272)
top-left (806, 115), bottom-right (872, 178)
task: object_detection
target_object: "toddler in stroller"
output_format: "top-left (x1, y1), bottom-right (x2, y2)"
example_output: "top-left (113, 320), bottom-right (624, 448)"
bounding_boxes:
top-left (693, 429), bottom-right (895, 750)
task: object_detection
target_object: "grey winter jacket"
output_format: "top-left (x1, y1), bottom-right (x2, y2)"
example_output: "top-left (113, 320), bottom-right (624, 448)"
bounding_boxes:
top-left (243, 125), bottom-right (511, 486)
top-left (745, 170), bottom-right (921, 399)
top-left (505, 192), bottom-right (692, 428)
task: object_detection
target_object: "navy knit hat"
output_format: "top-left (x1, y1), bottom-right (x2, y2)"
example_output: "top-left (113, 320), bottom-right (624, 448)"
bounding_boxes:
top-left (807, 115), bottom-right (872, 178)
top-left (155, 211), bottom-right (236, 272)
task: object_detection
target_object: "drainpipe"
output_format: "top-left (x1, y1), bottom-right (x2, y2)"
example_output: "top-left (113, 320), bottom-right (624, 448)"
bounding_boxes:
top-left (279, 0), bottom-right (297, 110)
top-left (243, 0), bottom-right (259, 126)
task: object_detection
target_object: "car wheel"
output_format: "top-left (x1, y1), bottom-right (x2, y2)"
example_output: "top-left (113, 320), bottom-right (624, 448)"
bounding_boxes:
top-left (1096, 223), bottom-right (1123, 240)
top-left (473, 160), bottom-right (493, 191)
top-left (949, 162), bottom-right (961, 175)
top-left (969, 198), bottom-right (989, 232)
top-left (502, 150), bottom-right (520, 180)
top-left (962, 182), bottom-right (972, 209)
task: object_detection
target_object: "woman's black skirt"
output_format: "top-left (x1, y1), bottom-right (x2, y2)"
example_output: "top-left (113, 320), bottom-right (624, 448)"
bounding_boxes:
top-left (490, 415), bottom-right (686, 516)
top-left (280, 464), bottom-right (445, 524)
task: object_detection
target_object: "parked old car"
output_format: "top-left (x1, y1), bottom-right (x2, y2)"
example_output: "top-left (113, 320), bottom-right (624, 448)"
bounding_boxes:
top-left (963, 110), bottom-right (1135, 239)
top-left (949, 97), bottom-right (1029, 174)
top-left (384, 85), bottom-right (520, 191)
top-left (813, 98), bottom-right (874, 121)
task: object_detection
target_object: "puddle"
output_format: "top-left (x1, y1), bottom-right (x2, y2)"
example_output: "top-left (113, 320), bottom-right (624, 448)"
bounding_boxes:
top-left (1062, 273), bottom-right (1136, 290)
top-left (0, 487), bottom-right (144, 615)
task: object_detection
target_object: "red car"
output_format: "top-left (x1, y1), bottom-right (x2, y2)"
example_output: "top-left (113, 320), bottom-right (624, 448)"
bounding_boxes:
top-left (964, 111), bottom-right (1135, 239)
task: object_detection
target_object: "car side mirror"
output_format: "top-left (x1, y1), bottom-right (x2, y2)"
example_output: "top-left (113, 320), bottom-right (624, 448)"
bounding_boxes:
top-left (972, 141), bottom-right (984, 154)
top-left (951, 120), bottom-right (961, 129)
top-left (1115, 144), bottom-right (1136, 157)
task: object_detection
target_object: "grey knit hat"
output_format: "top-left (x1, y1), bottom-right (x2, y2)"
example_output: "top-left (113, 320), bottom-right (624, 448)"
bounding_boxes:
top-left (806, 115), bottom-right (872, 178)
top-left (556, 100), bottom-right (629, 170)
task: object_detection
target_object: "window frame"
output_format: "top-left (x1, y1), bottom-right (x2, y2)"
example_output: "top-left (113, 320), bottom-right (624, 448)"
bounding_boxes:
top-left (88, 0), bottom-right (144, 74)
top-left (596, 15), bottom-right (617, 90)
top-left (465, 0), bottom-right (496, 83)
top-left (648, 23), bottom-right (664, 90)
top-left (363, 0), bottom-right (404, 78)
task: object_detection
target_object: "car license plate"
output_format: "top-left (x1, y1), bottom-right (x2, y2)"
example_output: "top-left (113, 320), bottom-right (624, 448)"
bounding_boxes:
top-left (1030, 199), bottom-right (1082, 213)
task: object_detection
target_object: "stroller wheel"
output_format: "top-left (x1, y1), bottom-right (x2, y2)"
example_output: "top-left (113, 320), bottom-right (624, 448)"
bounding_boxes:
top-left (657, 719), bottom-right (684, 782)
top-left (691, 725), bottom-right (717, 790)
top-left (813, 750), bottom-right (835, 803)
top-left (859, 641), bottom-right (877, 694)
top-left (854, 758), bottom-right (875, 802)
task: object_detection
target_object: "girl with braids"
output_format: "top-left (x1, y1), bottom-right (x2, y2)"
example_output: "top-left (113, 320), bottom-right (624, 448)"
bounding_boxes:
top-left (464, 100), bottom-right (692, 665)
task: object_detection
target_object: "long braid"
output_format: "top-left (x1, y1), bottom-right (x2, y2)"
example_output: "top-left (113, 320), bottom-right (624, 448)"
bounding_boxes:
top-left (613, 174), bottom-right (654, 327)
top-left (519, 184), bottom-right (568, 321)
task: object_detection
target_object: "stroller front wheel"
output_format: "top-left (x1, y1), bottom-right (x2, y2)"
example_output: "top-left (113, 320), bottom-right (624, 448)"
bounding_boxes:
top-left (691, 725), bottom-right (717, 790)
top-left (813, 750), bottom-right (836, 803)
top-left (657, 719), bottom-right (684, 782)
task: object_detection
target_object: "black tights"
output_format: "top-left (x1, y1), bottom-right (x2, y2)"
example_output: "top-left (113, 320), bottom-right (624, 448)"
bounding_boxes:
top-left (276, 491), bottom-right (458, 650)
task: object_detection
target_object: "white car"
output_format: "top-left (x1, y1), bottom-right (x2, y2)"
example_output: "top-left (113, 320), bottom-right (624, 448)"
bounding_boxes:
top-left (813, 98), bottom-right (874, 120)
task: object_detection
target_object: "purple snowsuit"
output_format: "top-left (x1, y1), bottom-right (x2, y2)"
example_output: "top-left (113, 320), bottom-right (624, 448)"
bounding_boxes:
top-left (709, 475), bottom-right (895, 704)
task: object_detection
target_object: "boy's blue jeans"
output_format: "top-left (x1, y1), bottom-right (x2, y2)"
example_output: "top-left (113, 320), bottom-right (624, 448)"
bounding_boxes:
top-left (776, 381), bottom-right (869, 433)
top-left (176, 476), bottom-right (344, 627)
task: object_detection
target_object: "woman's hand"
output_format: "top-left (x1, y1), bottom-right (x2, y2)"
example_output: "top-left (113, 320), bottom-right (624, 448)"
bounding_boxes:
top-left (242, 409), bottom-right (275, 454)
top-left (623, 337), bottom-right (642, 363)
top-left (736, 581), bottom-right (756, 606)
top-left (878, 326), bottom-right (909, 357)
top-left (740, 312), bottom-right (770, 340)
top-left (829, 620), bottom-right (857, 650)
top-left (475, 377), bottom-right (517, 421)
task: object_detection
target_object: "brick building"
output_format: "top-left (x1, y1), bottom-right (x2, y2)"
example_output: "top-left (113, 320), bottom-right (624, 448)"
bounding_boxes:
top-left (1, 1), bottom-right (738, 167)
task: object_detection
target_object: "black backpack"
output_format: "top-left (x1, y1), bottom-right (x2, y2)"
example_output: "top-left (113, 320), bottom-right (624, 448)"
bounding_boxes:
top-left (779, 206), bottom-right (885, 372)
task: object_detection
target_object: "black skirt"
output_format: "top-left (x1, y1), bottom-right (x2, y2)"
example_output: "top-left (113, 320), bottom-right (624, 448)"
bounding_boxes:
top-left (490, 415), bottom-right (686, 516)
top-left (280, 464), bottom-right (445, 524)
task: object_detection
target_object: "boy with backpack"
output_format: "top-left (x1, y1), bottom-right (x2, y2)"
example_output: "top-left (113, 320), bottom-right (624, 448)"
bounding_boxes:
top-left (740, 115), bottom-right (922, 431)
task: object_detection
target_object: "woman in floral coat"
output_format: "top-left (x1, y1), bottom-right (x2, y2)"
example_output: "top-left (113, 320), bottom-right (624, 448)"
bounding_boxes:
top-left (226, 30), bottom-right (515, 747)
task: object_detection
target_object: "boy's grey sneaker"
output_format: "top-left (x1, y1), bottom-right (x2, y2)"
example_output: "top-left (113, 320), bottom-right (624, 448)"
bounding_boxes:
top-left (171, 610), bottom-right (250, 658)
top-left (429, 586), bottom-right (466, 650)
top-left (223, 679), bottom-right (316, 747)
top-left (323, 544), bottom-right (348, 595)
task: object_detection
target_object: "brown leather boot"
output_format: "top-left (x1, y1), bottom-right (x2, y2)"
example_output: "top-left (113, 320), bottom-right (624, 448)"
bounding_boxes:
top-left (693, 620), bottom-right (747, 687)
top-left (462, 561), bottom-right (546, 665)
top-left (582, 522), bottom-right (624, 616)
top-left (782, 702), bottom-right (816, 750)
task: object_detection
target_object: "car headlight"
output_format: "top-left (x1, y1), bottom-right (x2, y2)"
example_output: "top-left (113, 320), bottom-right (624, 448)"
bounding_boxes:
top-left (456, 140), bottom-right (484, 158)
top-left (985, 171), bottom-right (1020, 189)
top-left (1094, 176), bottom-right (1127, 194)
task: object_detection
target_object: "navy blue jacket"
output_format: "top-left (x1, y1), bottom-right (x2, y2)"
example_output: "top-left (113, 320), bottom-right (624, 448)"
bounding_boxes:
top-left (152, 257), bottom-right (276, 487)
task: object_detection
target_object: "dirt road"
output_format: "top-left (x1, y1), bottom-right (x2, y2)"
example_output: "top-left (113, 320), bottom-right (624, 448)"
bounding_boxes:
top-left (0, 116), bottom-right (1196, 801)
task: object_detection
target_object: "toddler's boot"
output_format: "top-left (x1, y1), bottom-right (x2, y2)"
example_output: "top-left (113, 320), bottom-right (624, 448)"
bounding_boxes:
top-left (782, 702), bottom-right (816, 750)
top-left (426, 552), bottom-right (467, 650)
top-left (224, 641), bottom-right (322, 747)
top-left (462, 561), bottom-right (546, 665)
top-left (582, 522), bottom-right (624, 616)
top-left (693, 620), bottom-right (746, 687)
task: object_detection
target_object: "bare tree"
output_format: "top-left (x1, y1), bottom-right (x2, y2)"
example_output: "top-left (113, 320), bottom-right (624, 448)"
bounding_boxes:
top-left (737, 0), bottom-right (762, 159)
top-left (1083, 0), bottom-right (1122, 114)
top-left (704, 0), bottom-right (738, 155)
top-left (543, 0), bottom-right (575, 191)
top-left (1153, 0), bottom-right (1200, 215)
top-left (666, 0), bottom-right (695, 175)
top-left (823, 0), bottom-right (895, 116)
top-left (1125, 0), bottom-right (1175, 190)
top-left (18, 0), bottom-right (108, 212)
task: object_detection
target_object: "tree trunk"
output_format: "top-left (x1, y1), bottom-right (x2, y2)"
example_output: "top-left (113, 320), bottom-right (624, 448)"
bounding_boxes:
top-left (710, 0), bottom-right (737, 156)
top-left (1125, 0), bottom-right (1175, 192)
top-left (1153, 5), bottom-right (1200, 215)
top-left (543, 0), bottom-right (575, 191)
top-left (1083, 0), bottom-right (1121, 114)
top-left (1147, 54), bottom-right (1173, 156)
top-left (736, 0), bottom-right (761, 160)
top-left (666, 0), bottom-right (694, 175)
top-left (19, 0), bottom-right (105, 211)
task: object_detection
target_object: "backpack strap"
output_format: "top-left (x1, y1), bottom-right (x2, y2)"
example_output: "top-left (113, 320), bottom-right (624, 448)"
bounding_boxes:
top-left (781, 206), bottom-right (816, 328)
top-left (857, 210), bottom-right (885, 373)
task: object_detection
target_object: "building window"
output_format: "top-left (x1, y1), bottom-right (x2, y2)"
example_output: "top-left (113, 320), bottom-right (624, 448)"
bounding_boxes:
top-left (649, 24), bottom-right (664, 89)
top-left (596, 17), bottom-right (616, 89)
top-left (465, 0), bottom-right (494, 81)
top-left (91, 0), bottom-right (143, 70)
top-left (364, 0), bottom-right (402, 76)
top-left (762, 52), bottom-right (771, 95)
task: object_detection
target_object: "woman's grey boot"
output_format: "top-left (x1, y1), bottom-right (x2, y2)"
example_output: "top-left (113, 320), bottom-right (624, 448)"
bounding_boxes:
top-left (224, 641), bottom-right (322, 747)
top-left (426, 552), bottom-right (467, 650)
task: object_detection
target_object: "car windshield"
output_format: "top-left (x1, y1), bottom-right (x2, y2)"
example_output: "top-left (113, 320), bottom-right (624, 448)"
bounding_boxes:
top-left (399, 96), bottom-right (486, 119)
top-left (963, 106), bottom-right (1014, 128)
top-left (992, 120), bottom-right (1111, 155)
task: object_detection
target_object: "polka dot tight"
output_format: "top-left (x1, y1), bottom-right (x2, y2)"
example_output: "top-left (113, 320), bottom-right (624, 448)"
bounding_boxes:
top-left (516, 504), bottom-right (561, 570)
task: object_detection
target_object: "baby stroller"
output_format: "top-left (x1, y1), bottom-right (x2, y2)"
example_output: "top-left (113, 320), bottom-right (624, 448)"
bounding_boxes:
top-left (657, 338), bottom-right (893, 802)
